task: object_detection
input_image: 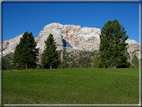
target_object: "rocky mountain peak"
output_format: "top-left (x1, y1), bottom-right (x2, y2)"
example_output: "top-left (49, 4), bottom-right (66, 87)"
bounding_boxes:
top-left (1, 23), bottom-right (141, 60)
top-left (43, 23), bottom-right (63, 30)
top-left (126, 39), bottom-right (139, 45)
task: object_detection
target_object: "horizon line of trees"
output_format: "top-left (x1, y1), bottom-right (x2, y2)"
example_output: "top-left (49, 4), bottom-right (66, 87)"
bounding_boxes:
top-left (2, 49), bottom-right (139, 70)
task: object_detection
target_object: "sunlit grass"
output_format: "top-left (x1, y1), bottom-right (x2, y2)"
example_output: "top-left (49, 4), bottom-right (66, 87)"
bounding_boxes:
top-left (3, 68), bottom-right (139, 104)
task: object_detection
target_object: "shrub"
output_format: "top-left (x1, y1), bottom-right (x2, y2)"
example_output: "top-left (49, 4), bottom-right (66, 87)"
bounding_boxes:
top-left (92, 56), bottom-right (99, 68)
top-left (62, 60), bottom-right (68, 69)
top-left (97, 62), bottom-right (103, 68)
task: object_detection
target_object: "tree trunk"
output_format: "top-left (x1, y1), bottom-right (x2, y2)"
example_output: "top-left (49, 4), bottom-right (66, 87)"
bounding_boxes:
top-left (50, 65), bottom-right (52, 69)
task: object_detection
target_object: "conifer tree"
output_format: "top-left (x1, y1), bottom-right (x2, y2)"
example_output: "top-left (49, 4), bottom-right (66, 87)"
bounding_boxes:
top-left (13, 31), bottom-right (39, 69)
top-left (41, 34), bottom-right (60, 69)
top-left (99, 20), bottom-right (129, 68)
top-left (13, 44), bottom-right (24, 68)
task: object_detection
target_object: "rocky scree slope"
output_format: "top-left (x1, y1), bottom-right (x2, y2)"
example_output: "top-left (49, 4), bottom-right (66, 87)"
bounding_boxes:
top-left (1, 23), bottom-right (141, 60)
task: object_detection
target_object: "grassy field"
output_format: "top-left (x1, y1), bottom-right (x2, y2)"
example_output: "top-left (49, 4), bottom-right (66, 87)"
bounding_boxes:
top-left (3, 68), bottom-right (139, 104)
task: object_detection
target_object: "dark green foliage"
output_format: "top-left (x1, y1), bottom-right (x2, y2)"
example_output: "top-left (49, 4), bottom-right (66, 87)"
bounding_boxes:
top-left (76, 50), bottom-right (98, 68)
top-left (76, 64), bottom-right (79, 68)
top-left (92, 56), bottom-right (99, 68)
top-left (2, 58), bottom-right (6, 70)
top-left (97, 61), bottom-right (104, 68)
top-left (62, 60), bottom-right (68, 69)
top-left (55, 48), bottom-right (99, 68)
top-left (13, 31), bottom-right (39, 69)
top-left (61, 48), bottom-right (69, 69)
top-left (125, 52), bottom-right (134, 68)
top-left (132, 55), bottom-right (139, 68)
top-left (99, 19), bottom-right (129, 68)
top-left (41, 34), bottom-right (60, 69)
top-left (141, 58), bottom-right (142, 68)
top-left (2, 53), bottom-right (14, 70)
top-left (13, 44), bottom-right (25, 69)
top-left (61, 49), bottom-right (99, 68)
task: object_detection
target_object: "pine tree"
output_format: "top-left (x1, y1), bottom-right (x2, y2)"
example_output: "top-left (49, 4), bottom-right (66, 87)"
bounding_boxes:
top-left (13, 42), bottom-right (26, 68)
top-left (13, 31), bottom-right (39, 69)
top-left (41, 34), bottom-right (60, 69)
top-left (99, 19), bottom-right (129, 68)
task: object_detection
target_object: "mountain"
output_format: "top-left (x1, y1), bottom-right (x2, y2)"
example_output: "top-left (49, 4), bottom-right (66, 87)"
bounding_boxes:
top-left (1, 23), bottom-right (141, 60)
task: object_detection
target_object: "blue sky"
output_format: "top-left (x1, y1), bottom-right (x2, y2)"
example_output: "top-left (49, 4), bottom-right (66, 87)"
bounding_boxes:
top-left (3, 2), bottom-right (139, 43)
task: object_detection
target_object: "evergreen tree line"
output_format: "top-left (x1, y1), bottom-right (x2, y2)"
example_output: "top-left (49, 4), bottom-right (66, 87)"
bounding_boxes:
top-left (2, 53), bottom-right (15, 70)
top-left (92, 54), bottom-right (139, 68)
top-left (2, 19), bottom-right (140, 70)
top-left (56, 48), bottom-right (99, 68)
top-left (10, 32), bottom-right (60, 69)
top-left (2, 47), bottom-right (139, 70)
top-left (2, 51), bottom-right (139, 70)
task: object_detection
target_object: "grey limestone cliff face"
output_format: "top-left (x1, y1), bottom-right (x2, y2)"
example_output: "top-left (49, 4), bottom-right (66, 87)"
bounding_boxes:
top-left (126, 39), bottom-right (140, 59)
top-left (35, 23), bottom-right (101, 52)
top-left (1, 23), bottom-right (141, 60)
top-left (1, 34), bottom-right (23, 56)
top-left (35, 23), bottom-right (64, 54)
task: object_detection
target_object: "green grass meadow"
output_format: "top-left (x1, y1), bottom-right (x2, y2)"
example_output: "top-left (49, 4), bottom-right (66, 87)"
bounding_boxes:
top-left (3, 68), bottom-right (139, 104)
